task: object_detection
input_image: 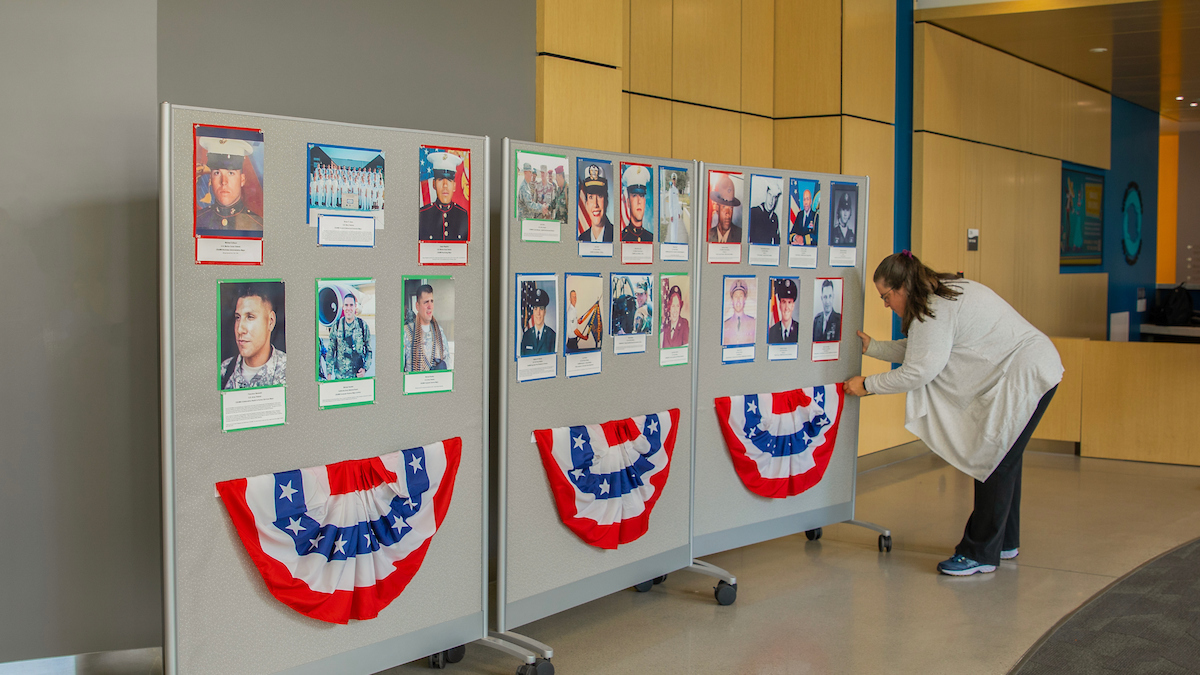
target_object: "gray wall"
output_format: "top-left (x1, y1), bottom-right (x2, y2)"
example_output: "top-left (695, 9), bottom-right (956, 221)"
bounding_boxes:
top-left (0, 0), bottom-right (534, 664)
top-left (0, 0), bottom-right (162, 662)
top-left (1178, 129), bottom-right (1200, 284)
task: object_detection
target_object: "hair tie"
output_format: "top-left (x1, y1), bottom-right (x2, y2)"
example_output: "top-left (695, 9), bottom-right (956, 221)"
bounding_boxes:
top-left (901, 249), bottom-right (913, 259)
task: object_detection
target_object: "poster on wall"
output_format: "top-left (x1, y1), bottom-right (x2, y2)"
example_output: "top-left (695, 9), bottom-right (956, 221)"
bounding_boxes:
top-left (577, 158), bottom-right (616, 257)
top-left (307, 143), bottom-right (383, 249)
top-left (516, 151), bottom-right (568, 243)
top-left (659, 273), bottom-right (690, 367)
top-left (218, 280), bottom-right (286, 431)
top-left (812, 277), bottom-right (843, 362)
top-left (418, 146), bottom-right (471, 264)
top-left (1060, 168), bottom-right (1104, 266)
top-left (828, 182), bottom-right (858, 268)
top-left (766, 277), bottom-right (800, 361)
top-left (659, 165), bottom-right (691, 261)
top-left (788, 178), bottom-right (819, 269)
top-left (721, 275), bottom-right (756, 363)
top-left (403, 276), bottom-right (455, 394)
top-left (194, 125), bottom-right (264, 264)
top-left (706, 170), bottom-right (743, 263)
top-left (515, 273), bottom-right (558, 382)
top-left (610, 272), bottom-right (653, 355)
top-left (315, 278), bottom-right (376, 408)
top-left (619, 162), bottom-right (654, 264)
top-left (747, 174), bottom-right (784, 266)
top-left (564, 273), bottom-right (604, 378)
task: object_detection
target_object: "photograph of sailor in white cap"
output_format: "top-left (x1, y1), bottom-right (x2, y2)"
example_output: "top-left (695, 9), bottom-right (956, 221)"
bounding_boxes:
top-left (748, 175), bottom-right (784, 246)
top-left (418, 147), bottom-right (470, 242)
top-left (576, 158), bottom-right (615, 243)
top-left (620, 163), bottom-right (654, 243)
top-left (194, 126), bottom-right (264, 237)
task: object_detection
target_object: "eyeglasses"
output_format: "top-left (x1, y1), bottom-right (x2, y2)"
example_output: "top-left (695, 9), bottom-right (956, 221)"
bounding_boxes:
top-left (880, 288), bottom-right (895, 304)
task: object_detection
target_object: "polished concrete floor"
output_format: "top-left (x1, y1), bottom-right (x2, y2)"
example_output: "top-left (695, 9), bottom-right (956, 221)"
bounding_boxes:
top-left (387, 443), bottom-right (1200, 675)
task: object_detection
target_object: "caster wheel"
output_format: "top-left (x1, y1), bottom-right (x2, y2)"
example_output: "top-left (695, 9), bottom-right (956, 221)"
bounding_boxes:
top-left (653, 574), bottom-right (668, 585)
top-left (805, 527), bottom-right (823, 541)
top-left (633, 579), bottom-right (654, 593)
top-left (714, 580), bottom-right (737, 606)
top-left (517, 665), bottom-right (536, 675)
top-left (878, 534), bottom-right (892, 553)
top-left (446, 645), bottom-right (466, 663)
top-left (534, 658), bottom-right (555, 675)
top-left (429, 651), bottom-right (447, 669)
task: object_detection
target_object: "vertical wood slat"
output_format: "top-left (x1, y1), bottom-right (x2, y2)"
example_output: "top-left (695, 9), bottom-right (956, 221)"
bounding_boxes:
top-left (672, 0), bottom-right (742, 111)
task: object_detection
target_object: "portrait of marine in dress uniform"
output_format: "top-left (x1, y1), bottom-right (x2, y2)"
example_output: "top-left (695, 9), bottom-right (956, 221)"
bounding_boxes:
top-left (721, 277), bottom-right (756, 346)
top-left (519, 285), bottom-right (557, 357)
top-left (316, 279), bottom-right (376, 383)
top-left (707, 171), bottom-right (743, 244)
top-left (788, 178), bottom-right (820, 246)
top-left (620, 163), bottom-right (654, 243)
top-left (419, 147), bottom-right (471, 242)
top-left (812, 278), bottom-right (843, 343)
top-left (218, 281), bottom-right (286, 390)
top-left (515, 151), bottom-right (568, 225)
top-left (748, 175), bottom-right (784, 246)
top-left (194, 125), bottom-right (264, 239)
top-left (767, 277), bottom-right (800, 345)
top-left (829, 184), bottom-right (858, 248)
top-left (577, 159), bottom-right (615, 243)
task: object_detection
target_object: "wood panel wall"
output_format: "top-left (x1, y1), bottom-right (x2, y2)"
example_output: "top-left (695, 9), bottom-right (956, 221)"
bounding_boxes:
top-left (1032, 337), bottom-right (1087, 443)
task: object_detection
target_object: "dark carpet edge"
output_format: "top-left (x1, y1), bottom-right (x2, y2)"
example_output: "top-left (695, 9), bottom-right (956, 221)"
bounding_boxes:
top-left (1006, 535), bottom-right (1200, 675)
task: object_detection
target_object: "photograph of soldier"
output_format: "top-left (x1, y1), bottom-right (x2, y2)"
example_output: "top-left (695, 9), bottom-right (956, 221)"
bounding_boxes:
top-left (218, 281), bottom-right (286, 390)
top-left (418, 146), bottom-right (470, 242)
top-left (721, 277), bottom-right (756, 346)
top-left (316, 279), bottom-right (376, 382)
top-left (660, 274), bottom-right (690, 349)
top-left (564, 274), bottom-right (604, 354)
top-left (812, 278), bottom-right (843, 343)
top-left (748, 175), bottom-right (784, 246)
top-left (194, 125), bottom-right (264, 239)
top-left (829, 183), bottom-right (859, 247)
top-left (767, 277), bottom-right (800, 345)
top-left (403, 277), bottom-right (455, 372)
top-left (610, 273), bottom-right (653, 336)
top-left (515, 151), bottom-right (568, 225)
top-left (620, 163), bottom-right (654, 242)
top-left (577, 158), bottom-right (616, 243)
top-left (306, 143), bottom-right (384, 226)
top-left (518, 281), bottom-right (557, 357)
top-left (788, 178), bottom-right (820, 246)
top-left (659, 166), bottom-right (692, 244)
top-left (707, 171), bottom-right (743, 244)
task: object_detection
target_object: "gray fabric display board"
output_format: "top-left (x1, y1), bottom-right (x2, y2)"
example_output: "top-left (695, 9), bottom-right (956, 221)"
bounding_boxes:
top-left (498, 139), bottom-right (698, 631)
top-left (692, 161), bottom-right (869, 557)
top-left (160, 104), bottom-right (488, 675)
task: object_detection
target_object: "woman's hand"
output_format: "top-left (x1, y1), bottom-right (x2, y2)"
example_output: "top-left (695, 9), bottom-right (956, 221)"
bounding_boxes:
top-left (844, 375), bottom-right (869, 397)
top-left (857, 330), bottom-right (872, 354)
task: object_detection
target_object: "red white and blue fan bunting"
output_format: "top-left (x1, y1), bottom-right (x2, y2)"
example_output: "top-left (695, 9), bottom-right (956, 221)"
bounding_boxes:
top-left (533, 409), bottom-right (679, 549)
top-left (714, 384), bottom-right (844, 498)
top-left (215, 438), bottom-right (461, 624)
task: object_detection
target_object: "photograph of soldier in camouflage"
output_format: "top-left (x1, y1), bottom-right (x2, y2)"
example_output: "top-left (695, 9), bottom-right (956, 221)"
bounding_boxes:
top-left (316, 279), bottom-right (376, 383)
top-left (219, 280), bottom-right (287, 390)
top-left (515, 150), bottom-right (569, 227)
top-left (403, 277), bottom-right (455, 373)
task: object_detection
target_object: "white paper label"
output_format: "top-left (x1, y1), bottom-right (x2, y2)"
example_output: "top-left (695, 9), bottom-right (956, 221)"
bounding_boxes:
top-left (748, 244), bottom-right (780, 266)
top-left (196, 237), bottom-right (263, 265)
top-left (404, 370), bottom-right (453, 394)
top-left (522, 219), bottom-right (561, 242)
top-left (660, 346), bottom-right (688, 367)
top-left (517, 354), bottom-right (557, 382)
top-left (579, 242), bottom-right (614, 258)
top-left (418, 241), bottom-right (468, 265)
top-left (340, 192), bottom-right (359, 210)
top-left (660, 243), bottom-right (689, 261)
top-left (788, 245), bottom-right (818, 269)
top-left (812, 342), bottom-right (841, 362)
top-left (318, 378), bottom-right (375, 408)
top-left (613, 334), bottom-right (647, 354)
top-left (707, 242), bottom-right (741, 263)
top-left (622, 242), bottom-right (654, 264)
top-left (318, 214), bottom-right (375, 247)
top-left (829, 246), bottom-right (857, 267)
top-left (221, 386), bottom-right (286, 431)
top-left (566, 351), bottom-right (602, 377)
top-left (768, 343), bottom-right (799, 361)
top-left (722, 345), bottom-right (755, 363)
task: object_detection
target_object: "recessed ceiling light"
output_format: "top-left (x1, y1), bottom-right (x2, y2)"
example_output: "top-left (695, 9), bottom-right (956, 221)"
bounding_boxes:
top-left (1177, 96), bottom-right (1185, 101)
top-left (1192, 102), bottom-right (1198, 107)
top-left (1089, 47), bottom-right (1108, 53)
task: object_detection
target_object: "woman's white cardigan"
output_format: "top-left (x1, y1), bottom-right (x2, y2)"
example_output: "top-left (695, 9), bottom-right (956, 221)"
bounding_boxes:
top-left (864, 280), bottom-right (1063, 482)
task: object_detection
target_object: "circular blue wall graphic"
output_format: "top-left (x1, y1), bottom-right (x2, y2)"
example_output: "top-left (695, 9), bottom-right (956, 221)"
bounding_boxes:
top-left (1122, 182), bottom-right (1142, 265)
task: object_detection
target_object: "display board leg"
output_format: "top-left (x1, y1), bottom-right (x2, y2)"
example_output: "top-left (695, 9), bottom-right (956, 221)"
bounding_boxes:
top-left (685, 560), bottom-right (738, 605)
top-left (479, 633), bottom-right (555, 675)
top-left (843, 519), bottom-right (893, 553)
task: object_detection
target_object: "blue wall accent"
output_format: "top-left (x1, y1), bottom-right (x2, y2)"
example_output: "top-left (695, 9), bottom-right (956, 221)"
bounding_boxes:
top-left (1061, 97), bottom-right (1158, 341)
top-left (893, 0), bottom-right (914, 340)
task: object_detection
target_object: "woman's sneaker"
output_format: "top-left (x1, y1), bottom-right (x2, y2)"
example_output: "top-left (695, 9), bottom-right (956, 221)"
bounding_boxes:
top-left (937, 554), bottom-right (997, 576)
top-left (1000, 548), bottom-right (1019, 560)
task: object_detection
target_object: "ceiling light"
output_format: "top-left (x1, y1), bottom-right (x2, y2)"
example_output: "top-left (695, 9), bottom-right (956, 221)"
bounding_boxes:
top-left (1089, 47), bottom-right (1108, 53)
top-left (1192, 102), bottom-right (1198, 107)
top-left (1177, 96), bottom-right (1185, 101)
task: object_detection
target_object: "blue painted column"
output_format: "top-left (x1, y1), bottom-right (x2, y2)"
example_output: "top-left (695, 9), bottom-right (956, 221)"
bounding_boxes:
top-left (893, 0), bottom-right (914, 339)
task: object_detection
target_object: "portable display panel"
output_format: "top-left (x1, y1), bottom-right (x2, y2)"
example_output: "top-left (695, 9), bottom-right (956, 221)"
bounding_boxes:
top-left (692, 161), bottom-right (869, 557)
top-left (499, 139), bottom-right (698, 631)
top-left (160, 104), bottom-right (488, 675)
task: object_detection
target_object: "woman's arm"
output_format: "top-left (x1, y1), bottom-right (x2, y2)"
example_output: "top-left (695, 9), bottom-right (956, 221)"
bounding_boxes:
top-left (865, 337), bottom-right (908, 363)
top-left (864, 313), bottom-right (953, 395)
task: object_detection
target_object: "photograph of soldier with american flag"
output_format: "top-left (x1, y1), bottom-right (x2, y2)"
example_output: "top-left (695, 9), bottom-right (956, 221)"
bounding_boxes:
top-left (564, 273), bottom-right (604, 354)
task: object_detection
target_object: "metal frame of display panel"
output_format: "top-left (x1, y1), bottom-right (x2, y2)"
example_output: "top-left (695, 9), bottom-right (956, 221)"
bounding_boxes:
top-left (159, 103), bottom-right (491, 675)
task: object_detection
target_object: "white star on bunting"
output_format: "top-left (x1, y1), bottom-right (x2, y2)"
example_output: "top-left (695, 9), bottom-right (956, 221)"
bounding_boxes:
top-left (648, 419), bottom-right (658, 434)
top-left (333, 537), bottom-right (347, 554)
top-left (409, 456), bottom-right (423, 472)
top-left (278, 481), bottom-right (298, 502)
top-left (308, 533), bottom-right (324, 550)
top-left (599, 479), bottom-right (610, 495)
top-left (285, 517), bottom-right (304, 535)
top-left (747, 400), bottom-right (758, 414)
top-left (572, 434), bottom-right (585, 449)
